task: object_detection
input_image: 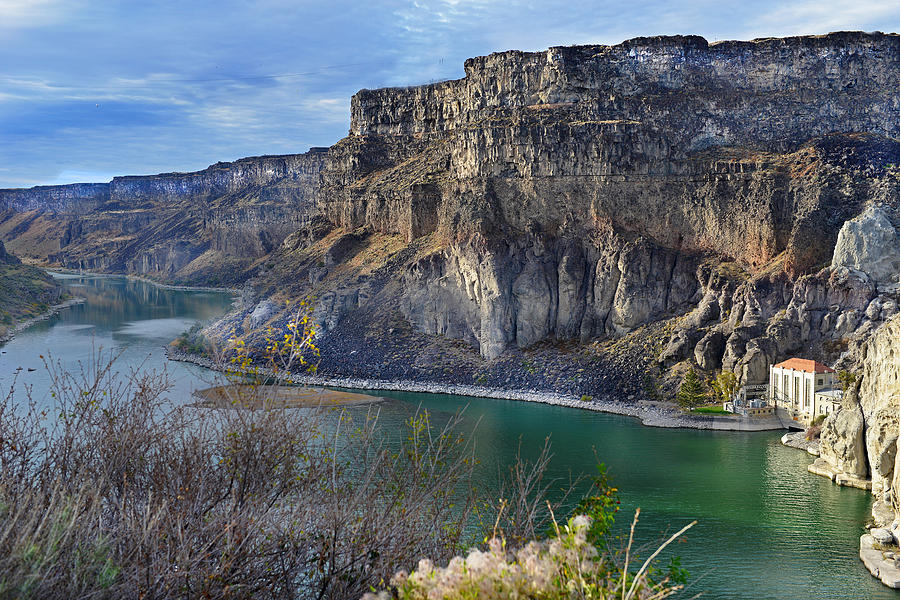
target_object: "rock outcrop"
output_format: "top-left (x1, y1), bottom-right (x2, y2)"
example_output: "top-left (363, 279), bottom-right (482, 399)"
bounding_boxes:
top-left (813, 381), bottom-right (869, 485)
top-left (853, 315), bottom-right (900, 508)
top-left (833, 205), bottom-right (900, 287)
top-left (283, 32), bottom-right (900, 363)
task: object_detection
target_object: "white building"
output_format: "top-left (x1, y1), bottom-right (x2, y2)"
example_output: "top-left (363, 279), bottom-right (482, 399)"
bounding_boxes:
top-left (769, 358), bottom-right (842, 425)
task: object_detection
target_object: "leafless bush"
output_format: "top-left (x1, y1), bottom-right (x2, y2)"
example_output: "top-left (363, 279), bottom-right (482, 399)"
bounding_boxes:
top-left (0, 350), bottom-right (477, 599)
top-left (482, 438), bottom-right (581, 546)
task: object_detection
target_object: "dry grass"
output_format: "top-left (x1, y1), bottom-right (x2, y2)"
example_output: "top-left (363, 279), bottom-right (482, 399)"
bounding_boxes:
top-left (0, 350), bottom-right (478, 599)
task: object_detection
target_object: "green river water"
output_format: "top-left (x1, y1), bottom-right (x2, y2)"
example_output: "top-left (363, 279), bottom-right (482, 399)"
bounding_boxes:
top-left (1, 273), bottom-right (896, 599)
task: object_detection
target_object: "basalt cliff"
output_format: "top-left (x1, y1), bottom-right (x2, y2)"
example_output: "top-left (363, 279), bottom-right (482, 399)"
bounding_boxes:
top-left (0, 151), bottom-right (327, 286)
top-left (4, 32), bottom-right (900, 414)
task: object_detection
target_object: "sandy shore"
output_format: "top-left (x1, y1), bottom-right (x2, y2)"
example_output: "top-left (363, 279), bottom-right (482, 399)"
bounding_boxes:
top-left (166, 347), bottom-right (786, 431)
top-left (193, 383), bottom-right (384, 408)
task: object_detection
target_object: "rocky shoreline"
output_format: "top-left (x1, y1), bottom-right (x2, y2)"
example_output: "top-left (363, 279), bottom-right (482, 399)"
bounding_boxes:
top-left (165, 347), bottom-right (785, 431)
top-left (0, 297), bottom-right (85, 346)
top-left (47, 268), bottom-right (241, 294)
top-left (780, 431), bottom-right (820, 456)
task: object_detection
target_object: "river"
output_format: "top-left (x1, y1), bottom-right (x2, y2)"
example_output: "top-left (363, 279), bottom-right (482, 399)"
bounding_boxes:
top-left (1, 273), bottom-right (895, 599)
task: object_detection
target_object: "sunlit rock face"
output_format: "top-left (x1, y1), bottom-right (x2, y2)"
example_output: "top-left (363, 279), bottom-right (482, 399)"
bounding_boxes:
top-left (832, 205), bottom-right (900, 288)
top-left (296, 32), bottom-right (900, 360)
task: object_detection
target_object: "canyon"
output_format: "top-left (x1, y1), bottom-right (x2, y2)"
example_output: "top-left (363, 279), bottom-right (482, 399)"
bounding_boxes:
top-left (4, 32), bottom-right (900, 564)
top-left (0, 151), bottom-right (327, 286)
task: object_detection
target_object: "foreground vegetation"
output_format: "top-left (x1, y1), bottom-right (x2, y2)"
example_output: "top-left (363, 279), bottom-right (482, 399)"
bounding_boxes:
top-left (0, 307), bottom-right (692, 599)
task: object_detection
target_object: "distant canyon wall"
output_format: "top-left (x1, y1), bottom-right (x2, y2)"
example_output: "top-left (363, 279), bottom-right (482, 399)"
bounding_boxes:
top-left (0, 150), bottom-right (327, 284)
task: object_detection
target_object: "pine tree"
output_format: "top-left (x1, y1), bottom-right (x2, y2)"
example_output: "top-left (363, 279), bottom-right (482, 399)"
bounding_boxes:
top-left (677, 367), bottom-right (706, 408)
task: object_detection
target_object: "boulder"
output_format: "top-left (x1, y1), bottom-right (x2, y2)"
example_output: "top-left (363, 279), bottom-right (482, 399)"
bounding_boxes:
top-left (820, 385), bottom-right (868, 479)
top-left (832, 205), bottom-right (900, 288)
top-left (872, 528), bottom-right (895, 545)
top-left (249, 300), bottom-right (279, 329)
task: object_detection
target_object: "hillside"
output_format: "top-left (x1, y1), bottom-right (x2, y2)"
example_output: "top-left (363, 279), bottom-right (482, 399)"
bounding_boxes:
top-left (0, 242), bottom-right (65, 340)
top-left (0, 151), bottom-right (327, 286)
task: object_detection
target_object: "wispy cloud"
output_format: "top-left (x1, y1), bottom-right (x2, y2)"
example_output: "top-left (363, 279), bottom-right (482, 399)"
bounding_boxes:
top-left (0, 0), bottom-right (75, 29)
top-left (748, 0), bottom-right (900, 37)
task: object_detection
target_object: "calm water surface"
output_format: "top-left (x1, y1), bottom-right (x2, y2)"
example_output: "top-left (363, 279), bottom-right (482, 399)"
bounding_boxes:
top-left (3, 274), bottom-right (896, 599)
top-left (0, 273), bottom-right (235, 402)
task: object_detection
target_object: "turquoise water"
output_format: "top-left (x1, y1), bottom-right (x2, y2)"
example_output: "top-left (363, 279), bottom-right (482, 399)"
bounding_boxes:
top-left (2, 274), bottom-right (895, 599)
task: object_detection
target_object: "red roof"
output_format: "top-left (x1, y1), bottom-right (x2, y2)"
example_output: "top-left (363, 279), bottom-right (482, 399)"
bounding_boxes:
top-left (773, 358), bottom-right (835, 373)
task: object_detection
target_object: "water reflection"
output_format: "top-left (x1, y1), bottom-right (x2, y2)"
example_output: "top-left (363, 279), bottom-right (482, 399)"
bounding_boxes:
top-left (0, 273), bottom-right (235, 406)
top-left (353, 390), bottom-right (895, 599)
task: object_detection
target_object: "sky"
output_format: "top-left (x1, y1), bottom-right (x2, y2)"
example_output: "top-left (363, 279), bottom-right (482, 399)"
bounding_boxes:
top-left (1, 0), bottom-right (899, 189)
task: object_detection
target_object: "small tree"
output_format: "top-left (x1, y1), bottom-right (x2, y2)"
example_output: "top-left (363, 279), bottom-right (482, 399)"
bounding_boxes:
top-left (710, 369), bottom-right (738, 403)
top-left (837, 369), bottom-right (858, 393)
top-left (677, 367), bottom-right (706, 409)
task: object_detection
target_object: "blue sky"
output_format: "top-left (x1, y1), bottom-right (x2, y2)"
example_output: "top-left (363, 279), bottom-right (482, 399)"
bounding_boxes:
top-left (1, 0), bottom-right (899, 188)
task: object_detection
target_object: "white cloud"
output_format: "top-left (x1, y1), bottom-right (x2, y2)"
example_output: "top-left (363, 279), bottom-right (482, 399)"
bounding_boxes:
top-left (298, 97), bottom-right (349, 122)
top-left (0, 0), bottom-right (75, 29)
top-left (747, 0), bottom-right (900, 37)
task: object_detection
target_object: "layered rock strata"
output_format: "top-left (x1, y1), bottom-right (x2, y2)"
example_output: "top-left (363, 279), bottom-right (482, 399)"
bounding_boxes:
top-left (0, 150), bottom-right (327, 285)
top-left (250, 32), bottom-right (900, 378)
top-left (2, 32), bottom-right (900, 399)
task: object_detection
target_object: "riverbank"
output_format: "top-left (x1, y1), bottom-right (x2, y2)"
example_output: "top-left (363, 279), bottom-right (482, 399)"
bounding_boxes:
top-left (44, 267), bottom-right (241, 294)
top-left (0, 297), bottom-right (85, 346)
top-left (166, 347), bottom-right (786, 431)
top-left (780, 431), bottom-right (820, 456)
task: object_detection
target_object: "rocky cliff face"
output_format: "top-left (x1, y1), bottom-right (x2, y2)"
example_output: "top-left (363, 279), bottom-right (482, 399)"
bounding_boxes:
top-left (3, 32), bottom-right (900, 402)
top-left (0, 150), bottom-right (327, 285)
top-left (813, 314), bottom-right (900, 544)
top-left (246, 32), bottom-right (900, 381)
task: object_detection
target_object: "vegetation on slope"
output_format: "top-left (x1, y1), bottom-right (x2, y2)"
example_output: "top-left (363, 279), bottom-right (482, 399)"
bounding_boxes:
top-left (0, 241), bottom-right (63, 337)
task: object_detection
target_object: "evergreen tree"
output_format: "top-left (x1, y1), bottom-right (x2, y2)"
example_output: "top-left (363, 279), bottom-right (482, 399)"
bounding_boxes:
top-left (677, 367), bottom-right (706, 408)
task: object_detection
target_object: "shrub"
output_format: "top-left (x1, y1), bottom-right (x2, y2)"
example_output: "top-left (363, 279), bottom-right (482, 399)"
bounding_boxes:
top-left (806, 424), bottom-right (823, 441)
top-left (365, 510), bottom-right (693, 600)
top-left (838, 369), bottom-right (858, 392)
top-left (641, 372), bottom-right (660, 401)
top-left (0, 305), bottom-right (694, 599)
top-left (0, 350), bottom-right (477, 599)
top-left (710, 369), bottom-right (738, 403)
